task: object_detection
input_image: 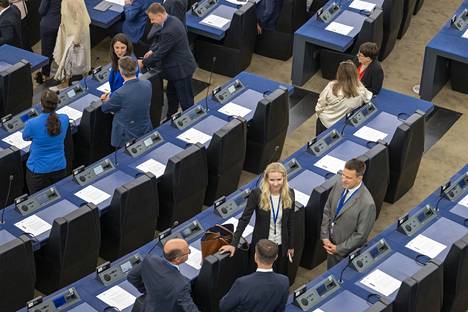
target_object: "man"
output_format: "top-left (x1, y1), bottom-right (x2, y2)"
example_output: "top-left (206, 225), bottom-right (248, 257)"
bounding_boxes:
top-left (320, 159), bottom-right (376, 269)
top-left (219, 239), bottom-right (289, 312)
top-left (127, 238), bottom-right (200, 312)
top-left (256, 0), bottom-right (283, 34)
top-left (0, 0), bottom-right (23, 48)
top-left (138, 3), bottom-right (197, 120)
top-left (101, 56), bottom-right (153, 148)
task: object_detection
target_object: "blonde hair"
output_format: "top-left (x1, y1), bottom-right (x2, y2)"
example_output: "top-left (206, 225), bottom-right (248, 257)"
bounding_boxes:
top-left (332, 60), bottom-right (360, 98)
top-left (259, 162), bottom-right (293, 211)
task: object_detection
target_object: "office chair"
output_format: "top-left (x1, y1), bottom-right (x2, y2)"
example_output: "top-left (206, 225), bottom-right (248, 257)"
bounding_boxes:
top-left (397, 0), bottom-right (417, 39)
top-left (450, 60), bottom-right (468, 94)
top-left (0, 147), bottom-right (24, 208)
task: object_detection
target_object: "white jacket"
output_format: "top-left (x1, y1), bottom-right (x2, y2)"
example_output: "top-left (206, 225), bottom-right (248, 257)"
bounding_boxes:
top-left (315, 81), bottom-right (373, 128)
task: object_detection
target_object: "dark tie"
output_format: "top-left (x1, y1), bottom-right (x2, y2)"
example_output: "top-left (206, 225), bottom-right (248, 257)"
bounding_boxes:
top-left (335, 189), bottom-right (349, 216)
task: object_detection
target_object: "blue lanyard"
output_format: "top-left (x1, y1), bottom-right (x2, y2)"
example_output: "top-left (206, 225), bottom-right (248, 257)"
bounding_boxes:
top-left (270, 195), bottom-right (281, 235)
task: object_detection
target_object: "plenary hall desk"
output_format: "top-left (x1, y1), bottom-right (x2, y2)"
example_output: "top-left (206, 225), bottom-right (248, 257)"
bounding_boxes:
top-left (85, 0), bottom-right (123, 29)
top-left (419, 0), bottom-right (468, 101)
top-left (0, 44), bottom-right (48, 72)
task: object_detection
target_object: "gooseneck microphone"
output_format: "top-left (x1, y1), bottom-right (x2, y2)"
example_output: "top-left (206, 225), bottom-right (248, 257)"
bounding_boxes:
top-left (0, 175), bottom-right (14, 224)
top-left (204, 56), bottom-right (217, 112)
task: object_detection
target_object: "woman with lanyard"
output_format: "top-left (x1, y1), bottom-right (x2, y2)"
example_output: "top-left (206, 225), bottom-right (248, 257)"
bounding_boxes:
top-left (220, 162), bottom-right (295, 276)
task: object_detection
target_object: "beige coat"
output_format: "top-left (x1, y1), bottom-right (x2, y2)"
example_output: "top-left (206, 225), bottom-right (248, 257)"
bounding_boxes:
top-left (53, 0), bottom-right (91, 80)
top-left (315, 81), bottom-right (373, 128)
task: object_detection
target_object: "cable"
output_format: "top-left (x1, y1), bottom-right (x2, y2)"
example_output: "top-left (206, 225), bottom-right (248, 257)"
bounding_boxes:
top-left (0, 175), bottom-right (14, 224)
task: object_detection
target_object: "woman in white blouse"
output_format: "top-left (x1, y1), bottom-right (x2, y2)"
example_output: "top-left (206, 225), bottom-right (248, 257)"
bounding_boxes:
top-left (315, 60), bottom-right (373, 135)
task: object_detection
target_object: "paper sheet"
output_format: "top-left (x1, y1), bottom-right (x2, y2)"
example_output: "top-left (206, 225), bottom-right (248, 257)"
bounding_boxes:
top-left (294, 189), bottom-right (310, 207)
top-left (314, 155), bottom-right (346, 174)
top-left (312, 309), bottom-right (325, 312)
top-left (97, 82), bottom-right (111, 94)
top-left (15, 215), bottom-right (52, 237)
top-left (185, 246), bottom-right (203, 270)
top-left (136, 158), bottom-right (166, 178)
top-left (325, 22), bottom-right (354, 36)
top-left (405, 234), bottom-right (447, 259)
top-left (177, 128), bottom-right (212, 145)
top-left (218, 102), bottom-right (252, 118)
top-left (360, 269), bottom-right (401, 297)
top-left (458, 194), bottom-right (468, 208)
top-left (104, 0), bottom-right (124, 6)
top-left (353, 126), bottom-right (388, 142)
top-left (223, 217), bottom-right (254, 237)
top-left (57, 106), bottom-right (83, 122)
top-left (349, 0), bottom-right (376, 11)
top-left (201, 14), bottom-right (230, 29)
top-left (462, 29), bottom-right (468, 39)
top-left (75, 185), bottom-right (111, 205)
top-left (97, 285), bottom-right (136, 311)
top-left (2, 131), bottom-right (31, 150)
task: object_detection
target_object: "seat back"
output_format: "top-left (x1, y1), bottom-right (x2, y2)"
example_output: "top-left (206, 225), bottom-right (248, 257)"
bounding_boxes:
top-left (224, 1), bottom-right (257, 52)
top-left (205, 118), bottom-right (247, 204)
top-left (100, 173), bottom-right (159, 261)
top-left (350, 9), bottom-right (384, 55)
top-left (0, 60), bottom-right (32, 117)
top-left (397, 0), bottom-right (417, 39)
top-left (0, 235), bottom-right (35, 311)
top-left (379, 0), bottom-right (404, 60)
top-left (0, 147), bottom-right (24, 208)
top-left (276, 0), bottom-right (308, 32)
top-left (140, 70), bottom-right (164, 128)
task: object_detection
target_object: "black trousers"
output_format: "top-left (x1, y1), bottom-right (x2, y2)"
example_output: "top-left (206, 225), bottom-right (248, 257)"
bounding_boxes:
top-left (40, 26), bottom-right (59, 76)
top-left (315, 117), bottom-right (327, 136)
top-left (166, 75), bottom-right (195, 119)
top-left (26, 168), bottom-right (67, 194)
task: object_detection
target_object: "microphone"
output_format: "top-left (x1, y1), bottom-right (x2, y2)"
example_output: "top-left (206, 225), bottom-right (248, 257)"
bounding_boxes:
top-left (340, 111), bottom-right (353, 135)
top-left (204, 56), bottom-right (217, 113)
top-left (0, 175), bottom-right (14, 224)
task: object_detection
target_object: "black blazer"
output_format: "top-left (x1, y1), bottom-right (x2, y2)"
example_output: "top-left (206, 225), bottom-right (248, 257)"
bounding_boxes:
top-left (142, 15), bottom-right (197, 81)
top-left (0, 5), bottom-right (23, 48)
top-left (219, 271), bottom-right (289, 312)
top-left (353, 57), bottom-right (384, 95)
top-left (38, 0), bottom-right (61, 30)
top-left (127, 254), bottom-right (200, 312)
top-left (231, 188), bottom-right (295, 255)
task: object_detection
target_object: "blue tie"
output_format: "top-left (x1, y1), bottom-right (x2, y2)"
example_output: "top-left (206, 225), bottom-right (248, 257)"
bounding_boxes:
top-left (335, 189), bottom-right (349, 216)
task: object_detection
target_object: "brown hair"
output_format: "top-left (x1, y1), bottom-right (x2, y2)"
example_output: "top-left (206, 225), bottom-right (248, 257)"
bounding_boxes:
top-left (146, 2), bottom-right (166, 14)
top-left (345, 158), bottom-right (366, 177)
top-left (41, 90), bottom-right (61, 136)
top-left (332, 60), bottom-right (360, 98)
top-left (255, 239), bottom-right (279, 265)
top-left (359, 42), bottom-right (379, 60)
top-left (109, 33), bottom-right (134, 71)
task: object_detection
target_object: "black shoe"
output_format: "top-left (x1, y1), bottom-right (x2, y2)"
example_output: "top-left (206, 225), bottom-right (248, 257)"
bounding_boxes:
top-left (34, 72), bottom-right (44, 84)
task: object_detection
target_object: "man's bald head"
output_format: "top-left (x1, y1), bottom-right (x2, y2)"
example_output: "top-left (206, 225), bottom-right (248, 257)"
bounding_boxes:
top-left (163, 238), bottom-right (190, 264)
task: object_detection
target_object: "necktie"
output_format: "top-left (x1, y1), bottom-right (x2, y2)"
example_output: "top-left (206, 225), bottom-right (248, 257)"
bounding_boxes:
top-left (335, 189), bottom-right (349, 216)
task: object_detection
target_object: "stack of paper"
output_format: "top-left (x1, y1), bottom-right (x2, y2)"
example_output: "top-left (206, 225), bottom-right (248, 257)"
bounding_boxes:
top-left (75, 185), bottom-right (111, 205)
top-left (185, 246), bottom-right (203, 270)
top-left (57, 106), bottom-right (83, 122)
top-left (223, 217), bottom-right (254, 237)
top-left (97, 285), bottom-right (136, 311)
top-left (97, 82), bottom-right (111, 94)
top-left (294, 189), bottom-right (310, 207)
top-left (360, 269), bottom-right (401, 297)
top-left (201, 14), bottom-right (230, 29)
top-left (2, 131), bottom-right (31, 150)
top-left (353, 126), bottom-right (388, 142)
top-left (314, 155), bottom-right (346, 174)
top-left (177, 128), bottom-right (212, 145)
top-left (349, 0), bottom-right (376, 11)
top-left (325, 22), bottom-right (354, 36)
top-left (218, 102), bottom-right (252, 118)
top-left (460, 194), bottom-right (468, 208)
top-left (15, 215), bottom-right (52, 237)
top-left (405, 234), bottom-right (447, 258)
top-left (136, 158), bottom-right (166, 178)
top-left (462, 29), bottom-right (468, 39)
top-left (105, 0), bottom-right (125, 6)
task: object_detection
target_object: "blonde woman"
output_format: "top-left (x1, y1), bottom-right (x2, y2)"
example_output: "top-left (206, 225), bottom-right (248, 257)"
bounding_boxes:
top-left (53, 0), bottom-right (91, 82)
top-left (220, 162), bottom-right (295, 276)
top-left (315, 60), bottom-right (372, 135)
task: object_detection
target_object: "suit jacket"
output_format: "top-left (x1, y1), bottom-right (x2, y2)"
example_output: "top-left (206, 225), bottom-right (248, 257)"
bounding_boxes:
top-left (142, 15), bottom-right (196, 81)
top-left (127, 255), bottom-right (200, 312)
top-left (39, 0), bottom-right (61, 30)
top-left (320, 180), bottom-right (376, 264)
top-left (353, 57), bottom-right (384, 95)
top-left (123, 0), bottom-right (152, 43)
top-left (0, 5), bottom-right (23, 48)
top-left (231, 188), bottom-right (295, 255)
top-left (219, 271), bottom-right (289, 312)
top-left (101, 78), bottom-right (153, 148)
top-left (163, 0), bottom-right (187, 25)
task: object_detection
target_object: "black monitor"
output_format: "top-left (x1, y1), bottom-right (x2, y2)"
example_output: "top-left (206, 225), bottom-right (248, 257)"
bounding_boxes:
top-left (0, 60), bottom-right (33, 117)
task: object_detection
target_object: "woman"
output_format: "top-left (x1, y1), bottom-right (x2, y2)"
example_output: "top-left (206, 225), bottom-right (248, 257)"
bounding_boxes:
top-left (53, 0), bottom-right (91, 82)
top-left (23, 90), bottom-right (69, 194)
top-left (315, 60), bottom-right (372, 135)
top-left (355, 42), bottom-right (384, 95)
top-left (220, 162), bottom-right (295, 276)
top-left (36, 0), bottom-right (61, 83)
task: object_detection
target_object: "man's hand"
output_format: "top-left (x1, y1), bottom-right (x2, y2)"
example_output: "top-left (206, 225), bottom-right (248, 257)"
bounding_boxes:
top-left (219, 245), bottom-right (236, 257)
top-left (100, 93), bottom-right (110, 101)
top-left (322, 239), bottom-right (337, 255)
top-left (143, 50), bottom-right (154, 59)
top-left (124, 0), bottom-right (132, 5)
top-left (137, 59), bottom-right (144, 71)
top-left (287, 249), bottom-right (294, 263)
top-left (256, 23), bottom-right (262, 35)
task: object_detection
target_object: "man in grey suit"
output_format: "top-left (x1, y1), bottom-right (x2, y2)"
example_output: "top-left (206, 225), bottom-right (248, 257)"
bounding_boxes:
top-left (320, 158), bottom-right (376, 269)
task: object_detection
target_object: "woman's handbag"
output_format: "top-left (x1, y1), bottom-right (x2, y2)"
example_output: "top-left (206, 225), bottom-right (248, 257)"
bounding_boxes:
top-left (64, 44), bottom-right (88, 77)
top-left (200, 224), bottom-right (235, 258)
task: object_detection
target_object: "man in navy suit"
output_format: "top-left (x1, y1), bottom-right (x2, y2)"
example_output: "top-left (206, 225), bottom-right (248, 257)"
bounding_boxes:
top-left (138, 3), bottom-right (197, 120)
top-left (127, 238), bottom-right (200, 312)
top-left (219, 239), bottom-right (289, 312)
top-left (101, 56), bottom-right (153, 148)
top-left (0, 0), bottom-right (23, 48)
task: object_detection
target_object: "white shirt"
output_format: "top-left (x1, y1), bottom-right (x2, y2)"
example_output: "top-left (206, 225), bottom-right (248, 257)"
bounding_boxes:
top-left (0, 5), bottom-right (10, 17)
top-left (268, 194), bottom-right (282, 245)
top-left (344, 182), bottom-right (362, 202)
top-left (256, 268), bottom-right (273, 272)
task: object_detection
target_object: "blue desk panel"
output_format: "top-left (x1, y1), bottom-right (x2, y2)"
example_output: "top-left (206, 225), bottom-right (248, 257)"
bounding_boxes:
top-left (85, 0), bottom-right (123, 28)
top-left (0, 229), bottom-right (16, 245)
top-left (0, 44), bottom-right (49, 71)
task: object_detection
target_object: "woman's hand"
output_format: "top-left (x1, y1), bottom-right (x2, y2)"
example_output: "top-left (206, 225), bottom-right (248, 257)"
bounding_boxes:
top-left (287, 249), bottom-right (294, 262)
top-left (219, 245), bottom-right (236, 257)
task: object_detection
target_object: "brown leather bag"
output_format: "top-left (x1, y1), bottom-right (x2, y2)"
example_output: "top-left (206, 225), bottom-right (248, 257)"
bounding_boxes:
top-left (200, 223), bottom-right (234, 258)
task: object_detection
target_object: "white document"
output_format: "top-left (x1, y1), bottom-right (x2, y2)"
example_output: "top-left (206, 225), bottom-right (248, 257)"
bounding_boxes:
top-left (223, 217), bottom-right (254, 237)
top-left (105, 0), bottom-right (125, 6)
top-left (405, 234), bottom-right (447, 259)
top-left (97, 285), bottom-right (136, 311)
top-left (218, 102), bottom-right (252, 118)
top-left (349, 0), bottom-right (376, 11)
top-left (353, 126), bottom-right (388, 142)
top-left (458, 194), bottom-right (468, 208)
top-left (136, 158), bottom-right (166, 178)
top-left (312, 309), bottom-right (325, 312)
top-left (15, 215), bottom-right (52, 237)
top-left (185, 246), bottom-right (203, 270)
top-left (57, 106), bottom-right (83, 122)
top-left (314, 155), bottom-right (346, 174)
top-left (294, 189), bottom-right (310, 207)
top-left (201, 14), bottom-right (230, 29)
top-left (97, 82), bottom-right (111, 94)
top-left (360, 269), bottom-right (401, 297)
top-left (2, 131), bottom-right (31, 150)
top-left (75, 185), bottom-right (111, 205)
top-left (325, 22), bottom-right (354, 36)
top-left (177, 128), bottom-right (212, 145)
top-left (462, 29), bottom-right (468, 39)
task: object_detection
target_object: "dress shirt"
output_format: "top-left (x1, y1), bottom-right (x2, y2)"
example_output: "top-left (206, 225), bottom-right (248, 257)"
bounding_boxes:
top-left (0, 5), bottom-right (10, 16)
top-left (344, 182), bottom-right (362, 202)
top-left (256, 268), bottom-right (274, 272)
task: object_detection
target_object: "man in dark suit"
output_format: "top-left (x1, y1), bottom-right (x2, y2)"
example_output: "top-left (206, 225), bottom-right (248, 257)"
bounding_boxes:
top-left (127, 238), bottom-right (200, 312)
top-left (219, 239), bottom-right (289, 312)
top-left (138, 3), bottom-right (197, 119)
top-left (320, 159), bottom-right (376, 269)
top-left (101, 56), bottom-right (153, 148)
top-left (0, 0), bottom-right (23, 48)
